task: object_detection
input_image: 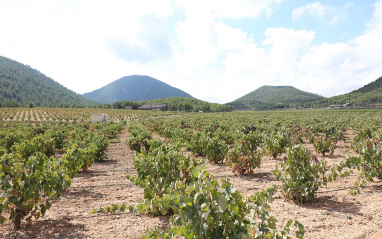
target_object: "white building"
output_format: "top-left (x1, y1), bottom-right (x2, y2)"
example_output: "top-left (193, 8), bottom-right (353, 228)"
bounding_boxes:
top-left (91, 113), bottom-right (108, 122)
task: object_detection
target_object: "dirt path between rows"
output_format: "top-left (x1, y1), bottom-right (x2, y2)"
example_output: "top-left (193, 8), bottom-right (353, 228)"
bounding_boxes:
top-left (0, 124), bottom-right (168, 239)
top-left (204, 128), bottom-right (382, 239)
top-left (1, 126), bottom-right (382, 238)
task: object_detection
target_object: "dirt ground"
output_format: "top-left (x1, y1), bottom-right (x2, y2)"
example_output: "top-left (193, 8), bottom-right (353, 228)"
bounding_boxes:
top-left (205, 129), bottom-right (382, 239)
top-left (1, 126), bottom-right (382, 238)
top-left (0, 126), bottom-right (169, 239)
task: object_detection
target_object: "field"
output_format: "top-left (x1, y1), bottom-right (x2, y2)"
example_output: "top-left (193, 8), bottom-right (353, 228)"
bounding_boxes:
top-left (1, 108), bottom-right (382, 238)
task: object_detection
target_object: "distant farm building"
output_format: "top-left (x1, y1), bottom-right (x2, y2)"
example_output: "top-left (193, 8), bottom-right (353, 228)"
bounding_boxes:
top-left (124, 106), bottom-right (133, 110)
top-left (91, 113), bottom-right (108, 122)
top-left (328, 103), bottom-right (350, 109)
top-left (138, 104), bottom-right (166, 110)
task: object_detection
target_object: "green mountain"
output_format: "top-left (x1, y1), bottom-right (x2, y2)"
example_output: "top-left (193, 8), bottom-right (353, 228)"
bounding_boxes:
top-left (0, 55), bottom-right (95, 107)
top-left (311, 76), bottom-right (382, 107)
top-left (82, 75), bottom-right (193, 104)
top-left (227, 85), bottom-right (325, 110)
top-left (351, 76), bottom-right (382, 94)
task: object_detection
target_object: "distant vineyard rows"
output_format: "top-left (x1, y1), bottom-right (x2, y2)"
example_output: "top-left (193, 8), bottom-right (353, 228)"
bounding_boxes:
top-left (0, 108), bottom-right (183, 123)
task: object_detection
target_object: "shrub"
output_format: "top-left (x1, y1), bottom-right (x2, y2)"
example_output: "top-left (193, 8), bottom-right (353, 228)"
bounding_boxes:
top-left (188, 131), bottom-right (209, 156)
top-left (263, 129), bottom-right (291, 159)
top-left (206, 136), bottom-right (228, 163)
top-left (126, 124), bottom-right (152, 153)
top-left (11, 135), bottom-right (55, 159)
top-left (310, 133), bottom-right (338, 157)
top-left (142, 174), bottom-right (304, 239)
top-left (126, 144), bottom-right (202, 216)
top-left (0, 153), bottom-right (70, 228)
top-left (346, 130), bottom-right (382, 194)
top-left (272, 145), bottom-right (328, 203)
top-left (227, 132), bottom-right (262, 175)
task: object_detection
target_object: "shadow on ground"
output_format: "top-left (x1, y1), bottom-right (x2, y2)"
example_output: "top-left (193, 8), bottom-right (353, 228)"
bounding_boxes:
top-left (1, 219), bottom-right (86, 239)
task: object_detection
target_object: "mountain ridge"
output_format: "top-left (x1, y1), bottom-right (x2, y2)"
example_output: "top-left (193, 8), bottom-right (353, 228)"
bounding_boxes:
top-left (1, 54), bottom-right (382, 110)
top-left (227, 85), bottom-right (325, 110)
top-left (0, 55), bottom-right (95, 107)
top-left (309, 76), bottom-right (382, 107)
top-left (82, 75), bottom-right (193, 104)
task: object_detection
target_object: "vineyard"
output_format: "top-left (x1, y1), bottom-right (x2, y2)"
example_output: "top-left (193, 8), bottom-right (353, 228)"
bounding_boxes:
top-left (0, 108), bottom-right (181, 123)
top-left (1, 108), bottom-right (382, 238)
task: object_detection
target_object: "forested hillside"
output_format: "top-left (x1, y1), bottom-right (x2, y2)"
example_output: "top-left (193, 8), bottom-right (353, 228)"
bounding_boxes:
top-left (227, 85), bottom-right (325, 110)
top-left (310, 76), bottom-right (382, 107)
top-left (83, 75), bottom-right (193, 103)
top-left (0, 56), bottom-right (95, 107)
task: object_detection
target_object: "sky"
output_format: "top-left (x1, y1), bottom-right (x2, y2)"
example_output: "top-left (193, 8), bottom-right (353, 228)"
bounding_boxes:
top-left (0, 0), bottom-right (381, 104)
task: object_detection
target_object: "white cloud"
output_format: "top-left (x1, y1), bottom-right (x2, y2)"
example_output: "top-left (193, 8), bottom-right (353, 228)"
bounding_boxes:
top-left (263, 28), bottom-right (315, 65)
top-left (163, 0), bottom-right (288, 101)
top-left (0, 0), bottom-right (381, 104)
top-left (0, 0), bottom-right (285, 99)
top-left (175, 0), bottom-right (284, 19)
top-left (108, 14), bottom-right (173, 63)
top-left (216, 1), bottom-right (382, 102)
top-left (293, 2), bottom-right (329, 21)
top-left (292, 1), bottom-right (353, 25)
top-left (214, 28), bottom-right (315, 102)
top-left (295, 0), bottom-right (382, 96)
top-left (0, 0), bottom-right (176, 92)
top-left (192, 0), bottom-right (382, 102)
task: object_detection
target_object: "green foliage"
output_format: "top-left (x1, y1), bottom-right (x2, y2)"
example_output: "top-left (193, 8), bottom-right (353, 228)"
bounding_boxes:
top-left (107, 97), bottom-right (234, 112)
top-left (135, 97), bottom-right (234, 112)
top-left (92, 203), bottom-right (127, 214)
top-left (205, 136), bottom-right (228, 163)
top-left (346, 129), bottom-right (382, 194)
top-left (272, 145), bottom-right (328, 203)
top-left (0, 120), bottom-right (123, 228)
top-left (310, 134), bottom-right (337, 157)
top-left (91, 121), bottom-right (126, 139)
top-left (48, 130), bottom-right (66, 150)
top-left (168, 176), bottom-right (251, 239)
top-left (126, 122), bottom-right (152, 153)
top-left (227, 132), bottom-right (262, 175)
top-left (247, 186), bottom-right (305, 239)
top-left (0, 132), bottom-right (24, 151)
top-left (61, 147), bottom-right (86, 178)
top-left (353, 127), bottom-right (375, 142)
top-left (0, 152), bottom-right (71, 228)
top-left (263, 128), bottom-right (292, 159)
top-left (188, 131), bottom-right (209, 156)
top-left (126, 144), bottom-right (202, 216)
top-left (11, 134), bottom-right (55, 159)
top-left (306, 125), bottom-right (343, 157)
top-left (88, 134), bottom-right (110, 162)
top-left (142, 175), bottom-right (304, 239)
top-left (125, 118), bottom-right (304, 238)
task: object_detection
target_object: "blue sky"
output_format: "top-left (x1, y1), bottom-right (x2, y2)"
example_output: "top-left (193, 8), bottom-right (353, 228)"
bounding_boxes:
top-left (0, 0), bottom-right (381, 103)
top-left (223, 0), bottom-right (373, 45)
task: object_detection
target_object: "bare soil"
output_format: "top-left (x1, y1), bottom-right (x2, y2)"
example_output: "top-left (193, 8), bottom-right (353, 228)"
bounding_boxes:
top-left (205, 128), bottom-right (382, 239)
top-left (1, 126), bottom-right (382, 238)
top-left (0, 125), bottom-right (168, 239)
